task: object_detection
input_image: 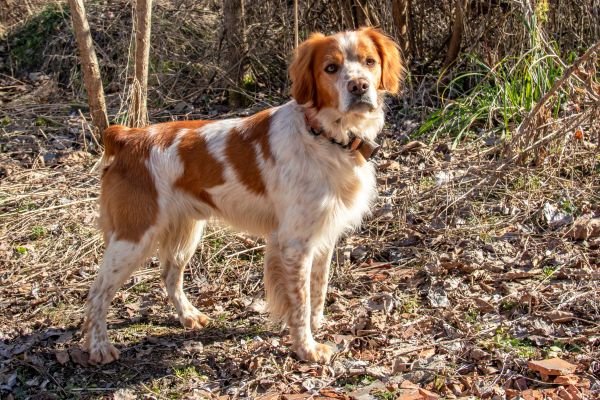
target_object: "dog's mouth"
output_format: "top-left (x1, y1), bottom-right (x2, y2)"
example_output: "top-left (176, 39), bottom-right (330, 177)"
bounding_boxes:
top-left (347, 97), bottom-right (377, 113)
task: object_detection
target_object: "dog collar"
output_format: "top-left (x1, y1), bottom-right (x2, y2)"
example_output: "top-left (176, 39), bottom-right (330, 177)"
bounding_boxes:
top-left (304, 113), bottom-right (380, 160)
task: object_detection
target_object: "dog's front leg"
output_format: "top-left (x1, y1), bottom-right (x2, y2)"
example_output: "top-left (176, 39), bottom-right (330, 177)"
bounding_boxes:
top-left (310, 245), bottom-right (334, 331)
top-left (265, 237), bottom-right (333, 363)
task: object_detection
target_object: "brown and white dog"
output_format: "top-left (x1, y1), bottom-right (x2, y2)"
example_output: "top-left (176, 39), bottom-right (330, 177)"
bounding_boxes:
top-left (83, 28), bottom-right (403, 365)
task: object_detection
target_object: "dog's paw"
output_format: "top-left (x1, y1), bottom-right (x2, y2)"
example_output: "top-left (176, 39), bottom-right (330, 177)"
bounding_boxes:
top-left (180, 308), bottom-right (210, 329)
top-left (87, 341), bottom-right (119, 365)
top-left (295, 342), bottom-right (334, 364)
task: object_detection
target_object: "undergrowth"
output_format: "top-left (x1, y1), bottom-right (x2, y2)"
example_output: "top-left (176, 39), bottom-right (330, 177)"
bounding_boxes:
top-left (2, 4), bottom-right (70, 73)
top-left (417, 5), bottom-right (572, 147)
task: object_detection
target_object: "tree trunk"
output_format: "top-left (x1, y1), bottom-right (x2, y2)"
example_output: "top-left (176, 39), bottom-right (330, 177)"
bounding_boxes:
top-left (223, 0), bottom-right (247, 109)
top-left (443, 0), bottom-right (468, 69)
top-left (293, 0), bottom-right (299, 49)
top-left (67, 0), bottom-right (108, 136)
top-left (391, 0), bottom-right (412, 60)
top-left (129, 0), bottom-right (153, 128)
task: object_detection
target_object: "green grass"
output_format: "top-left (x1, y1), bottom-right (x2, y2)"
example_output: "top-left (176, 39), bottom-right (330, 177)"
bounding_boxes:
top-left (541, 265), bottom-right (558, 279)
top-left (14, 246), bottom-right (28, 255)
top-left (373, 389), bottom-right (397, 400)
top-left (18, 201), bottom-right (38, 213)
top-left (417, 10), bottom-right (570, 147)
top-left (173, 365), bottom-right (206, 381)
top-left (512, 175), bottom-right (542, 191)
top-left (500, 300), bottom-right (518, 313)
top-left (418, 176), bottom-right (435, 190)
top-left (30, 225), bottom-right (47, 239)
top-left (0, 116), bottom-right (11, 126)
top-left (130, 281), bottom-right (153, 295)
top-left (560, 199), bottom-right (577, 215)
top-left (399, 295), bottom-right (420, 314)
top-left (465, 307), bottom-right (480, 324)
top-left (488, 329), bottom-right (538, 358)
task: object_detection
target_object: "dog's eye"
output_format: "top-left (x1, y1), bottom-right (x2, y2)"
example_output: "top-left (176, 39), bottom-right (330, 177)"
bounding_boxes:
top-left (366, 58), bottom-right (376, 67)
top-left (325, 64), bottom-right (338, 74)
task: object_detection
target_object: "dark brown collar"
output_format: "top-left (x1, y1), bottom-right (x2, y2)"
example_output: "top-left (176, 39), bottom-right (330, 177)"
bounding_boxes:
top-left (304, 113), bottom-right (380, 160)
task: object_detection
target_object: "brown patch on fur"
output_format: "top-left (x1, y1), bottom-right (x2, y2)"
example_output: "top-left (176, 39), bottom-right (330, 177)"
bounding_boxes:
top-left (100, 126), bottom-right (159, 243)
top-left (101, 121), bottom-right (217, 242)
top-left (225, 120), bottom-right (269, 195)
top-left (357, 33), bottom-right (383, 89)
top-left (241, 109), bottom-right (274, 161)
top-left (175, 125), bottom-right (225, 208)
top-left (360, 27), bottom-right (404, 94)
top-left (102, 121), bottom-right (188, 158)
top-left (289, 33), bottom-right (341, 110)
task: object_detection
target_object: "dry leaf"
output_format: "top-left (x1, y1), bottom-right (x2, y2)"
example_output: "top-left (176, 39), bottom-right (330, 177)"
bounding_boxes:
top-left (418, 347), bottom-right (436, 359)
top-left (528, 358), bottom-right (577, 378)
top-left (55, 350), bottom-right (69, 365)
top-left (569, 215), bottom-right (600, 240)
top-left (546, 310), bottom-right (575, 323)
top-left (393, 356), bottom-right (412, 373)
top-left (68, 347), bottom-right (90, 368)
top-left (418, 387), bottom-right (440, 399)
top-left (396, 390), bottom-right (422, 400)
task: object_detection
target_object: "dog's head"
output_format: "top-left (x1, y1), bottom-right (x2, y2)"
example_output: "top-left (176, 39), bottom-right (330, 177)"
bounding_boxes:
top-left (289, 28), bottom-right (404, 115)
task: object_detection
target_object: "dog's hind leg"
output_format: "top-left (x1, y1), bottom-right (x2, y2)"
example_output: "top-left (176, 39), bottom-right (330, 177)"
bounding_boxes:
top-left (83, 231), bottom-right (156, 364)
top-left (159, 218), bottom-right (208, 329)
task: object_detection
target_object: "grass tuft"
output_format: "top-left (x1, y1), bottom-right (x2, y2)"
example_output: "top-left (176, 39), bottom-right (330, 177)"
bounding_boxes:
top-left (417, 11), bottom-right (569, 147)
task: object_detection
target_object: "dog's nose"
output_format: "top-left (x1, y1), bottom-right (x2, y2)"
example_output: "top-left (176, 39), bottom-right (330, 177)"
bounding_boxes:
top-left (347, 78), bottom-right (369, 95)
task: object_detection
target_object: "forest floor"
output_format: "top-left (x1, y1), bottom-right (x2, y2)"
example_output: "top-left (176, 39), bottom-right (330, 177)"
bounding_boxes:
top-left (0, 75), bottom-right (599, 400)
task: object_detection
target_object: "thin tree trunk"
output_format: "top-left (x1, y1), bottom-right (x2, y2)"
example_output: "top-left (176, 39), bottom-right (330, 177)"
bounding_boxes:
top-left (392, 0), bottom-right (412, 60)
top-left (294, 0), bottom-right (298, 49)
top-left (67, 0), bottom-right (108, 135)
top-left (223, 0), bottom-right (247, 109)
top-left (443, 0), bottom-right (468, 69)
top-left (129, 0), bottom-right (153, 128)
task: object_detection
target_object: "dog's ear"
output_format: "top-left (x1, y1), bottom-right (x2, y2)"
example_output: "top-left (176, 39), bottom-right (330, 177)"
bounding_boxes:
top-left (289, 33), bottom-right (324, 106)
top-left (362, 28), bottom-right (404, 95)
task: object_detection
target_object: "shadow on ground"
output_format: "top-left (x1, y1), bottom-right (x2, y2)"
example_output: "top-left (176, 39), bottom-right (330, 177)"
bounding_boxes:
top-left (2, 317), bottom-right (282, 398)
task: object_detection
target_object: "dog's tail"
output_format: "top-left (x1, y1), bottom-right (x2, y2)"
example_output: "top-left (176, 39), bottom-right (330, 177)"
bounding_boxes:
top-left (100, 125), bottom-right (131, 169)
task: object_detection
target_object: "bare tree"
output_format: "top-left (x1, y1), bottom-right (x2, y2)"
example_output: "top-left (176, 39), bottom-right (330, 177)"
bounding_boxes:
top-left (443, 0), bottom-right (468, 69)
top-left (128, 0), bottom-right (153, 128)
top-left (392, 0), bottom-right (413, 60)
top-left (223, 0), bottom-right (247, 109)
top-left (67, 0), bottom-right (108, 135)
top-left (294, 0), bottom-right (299, 49)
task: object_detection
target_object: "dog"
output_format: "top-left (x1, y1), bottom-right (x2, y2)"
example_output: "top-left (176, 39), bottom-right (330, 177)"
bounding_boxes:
top-left (83, 27), bottom-right (403, 365)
